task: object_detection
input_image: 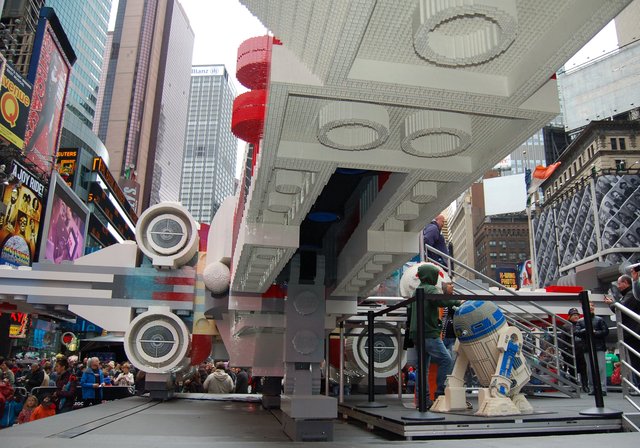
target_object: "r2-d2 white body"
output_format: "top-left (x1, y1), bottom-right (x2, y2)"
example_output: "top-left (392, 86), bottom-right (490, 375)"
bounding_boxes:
top-left (431, 300), bottom-right (533, 416)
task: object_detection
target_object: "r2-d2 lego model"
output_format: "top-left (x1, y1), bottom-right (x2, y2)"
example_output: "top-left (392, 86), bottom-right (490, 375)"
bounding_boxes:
top-left (431, 300), bottom-right (533, 416)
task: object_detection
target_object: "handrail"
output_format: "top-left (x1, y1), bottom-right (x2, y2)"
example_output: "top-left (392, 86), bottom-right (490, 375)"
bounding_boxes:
top-left (426, 244), bottom-right (573, 327)
top-left (357, 290), bottom-right (590, 412)
top-left (613, 300), bottom-right (640, 411)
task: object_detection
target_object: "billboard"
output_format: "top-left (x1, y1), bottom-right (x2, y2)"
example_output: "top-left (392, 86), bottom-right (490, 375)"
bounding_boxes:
top-left (119, 177), bottom-right (141, 212)
top-left (55, 148), bottom-right (79, 188)
top-left (39, 172), bottom-right (89, 263)
top-left (88, 182), bottom-right (136, 241)
top-left (23, 19), bottom-right (71, 177)
top-left (495, 267), bottom-right (518, 289)
top-left (92, 157), bottom-right (138, 222)
top-left (0, 161), bottom-right (46, 266)
top-left (9, 312), bottom-right (29, 338)
top-left (0, 61), bottom-right (32, 150)
top-left (517, 260), bottom-right (533, 289)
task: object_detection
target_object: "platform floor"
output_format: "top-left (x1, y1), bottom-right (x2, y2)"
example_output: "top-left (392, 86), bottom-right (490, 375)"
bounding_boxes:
top-left (339, 392), bottom-right (639, 440)
top-left (1, 393), bottom-right (638, 447)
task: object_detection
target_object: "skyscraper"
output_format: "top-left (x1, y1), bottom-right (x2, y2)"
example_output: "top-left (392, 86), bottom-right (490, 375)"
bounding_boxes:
top-left (45, 0), bottom-right (111, 162)
top-left (98, 0), bottom-right (194, 212)
top-left (46, 0), bottom-right (111, 131)
top-left (180, 65), bottom-right (237, 223)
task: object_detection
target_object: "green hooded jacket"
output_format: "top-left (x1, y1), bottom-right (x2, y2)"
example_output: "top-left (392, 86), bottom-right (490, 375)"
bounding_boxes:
top-left (408, 264), bottom-right (461, 340)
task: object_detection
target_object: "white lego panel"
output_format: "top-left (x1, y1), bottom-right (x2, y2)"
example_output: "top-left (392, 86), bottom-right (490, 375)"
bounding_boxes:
top-left (237, 0), bottom-right (631, 296)
top-left (68, 305), bottom-right (131, 333)
top-left (74, 241), bottom-right (138, 268)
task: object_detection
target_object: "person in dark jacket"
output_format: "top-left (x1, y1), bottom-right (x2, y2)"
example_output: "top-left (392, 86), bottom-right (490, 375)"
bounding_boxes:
top-left (407, 264), bottom-right (461, 404)
top-left (53, 358), bottom-right (77, 413)
top-left (423, 215), bottom-right (448, 265)
top-left (605, 273), bottom-right (640, 388)
top-left (561, 308), bottom-right (589, 392)
top-left (25, 364), bottom-right (44, 392)
top-left (80, 357), bottom-right (104, 407)
top-left (234, 368), bottom-right (249, 394)
top-left (575, 302), bottom-right (610, 395)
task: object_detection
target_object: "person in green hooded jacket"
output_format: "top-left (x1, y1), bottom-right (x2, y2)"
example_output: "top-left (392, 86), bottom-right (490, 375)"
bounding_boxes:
top-left (407, 263), bottom-right (461, 405)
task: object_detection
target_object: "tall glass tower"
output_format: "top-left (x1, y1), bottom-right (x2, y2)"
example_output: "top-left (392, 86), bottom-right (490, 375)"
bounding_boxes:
top-left (46, 0), bottom-right (111, 131)
top-left (180, 65), bottom-right (237, 223)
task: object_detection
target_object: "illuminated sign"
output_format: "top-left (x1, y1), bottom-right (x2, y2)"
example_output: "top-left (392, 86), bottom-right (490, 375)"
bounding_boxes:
top-left (88, 213), bottom-right (117, 247)
top-left (496, 268), bottom-right (518, 289)
top-left (9, 312), bottom-right (29, 338)
top-left (55, 148), bottom-right (78, 188)
top-left (191, 65), bottom-right (224, 77)
top-left (0, 62), bottom-right (32, 150)
top-left (91, 157), bottom-right (138, 223)
top-left (88, 182), bottom-right (136, 241)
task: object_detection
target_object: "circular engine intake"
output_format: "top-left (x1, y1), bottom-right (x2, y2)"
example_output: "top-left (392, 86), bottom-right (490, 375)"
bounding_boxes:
top-left (135, 202), bottom-right (199, 268)
top-left (124, 308), bottom-right (191, 374)
top-left (345, 324), bottom-right (406, 378)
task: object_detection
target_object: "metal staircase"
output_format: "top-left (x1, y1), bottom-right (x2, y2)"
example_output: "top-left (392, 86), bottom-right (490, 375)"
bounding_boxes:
top-left (426, 245), bottom-right (582, 398)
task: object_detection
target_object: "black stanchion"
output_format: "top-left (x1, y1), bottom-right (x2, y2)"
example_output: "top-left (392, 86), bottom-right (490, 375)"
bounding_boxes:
top-left (357, 310), bottom-right (387, 408)
top-left (578, 290), bottom-right (622, 418)
top-left (402, 288), bottom-right (444, 421)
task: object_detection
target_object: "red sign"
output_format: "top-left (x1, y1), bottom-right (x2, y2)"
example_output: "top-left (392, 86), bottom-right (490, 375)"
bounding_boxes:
top-left (23, 21), bottom-right (71, 177)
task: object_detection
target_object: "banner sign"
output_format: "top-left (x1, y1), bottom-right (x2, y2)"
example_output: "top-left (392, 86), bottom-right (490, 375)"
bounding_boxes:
top-left (0, 161), bottom-right (46, 266)
top-left (119, 177), bottom-right (140, 212)
top-left (23, 20), bottom-right (71, 177)
top-left (0, 62), bottom-right (32, 150)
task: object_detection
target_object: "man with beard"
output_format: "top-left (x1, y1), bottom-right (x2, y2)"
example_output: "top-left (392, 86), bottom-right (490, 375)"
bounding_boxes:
top-left (606, 272), bottom-right (640, 389)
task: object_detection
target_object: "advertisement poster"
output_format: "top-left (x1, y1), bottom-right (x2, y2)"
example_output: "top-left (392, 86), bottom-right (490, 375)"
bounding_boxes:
top-left (44, 185), bottom-right (87, 263)
top-left (496, 267), bottom-right (518, 289)
top-left (0, 62), bottom-right (32, 150)
top-left (517, 260), bottom-right (533, 289)
top-left (23, 20), bottom-right (71, 177)
top-left (55, 148), bottom-right (78, 188)
top-left (0, 161), bottom-right (46, 266)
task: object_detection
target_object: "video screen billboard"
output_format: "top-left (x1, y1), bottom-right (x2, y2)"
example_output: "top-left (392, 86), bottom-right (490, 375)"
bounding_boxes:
top-left (23, 19), bottom-right (71, 177)
top-left (39, 172), bottom-right (89, 263)
top-left (0, 61), bottom-right (32, 150)
top-left (0, 161), bottom-right (46, 266)
top-left (55, 148), bottom-right (79, 188)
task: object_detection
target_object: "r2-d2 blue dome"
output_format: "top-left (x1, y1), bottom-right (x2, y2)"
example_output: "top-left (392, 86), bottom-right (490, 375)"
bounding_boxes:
top-left (453, 300), bottom-right (506, 342)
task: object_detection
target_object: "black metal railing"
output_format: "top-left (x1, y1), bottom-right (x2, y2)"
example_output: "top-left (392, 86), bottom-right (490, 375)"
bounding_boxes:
top-left (354, 289), bottom-right (621, 419)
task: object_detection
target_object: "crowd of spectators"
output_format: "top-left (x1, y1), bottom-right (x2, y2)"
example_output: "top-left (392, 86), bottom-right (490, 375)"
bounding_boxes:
top-left (1, 356), bottom-right (259, 429)
top-left (0, 355), bottom-right (137, 429)
top-left (180, 361), bottom-right (255, 395)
